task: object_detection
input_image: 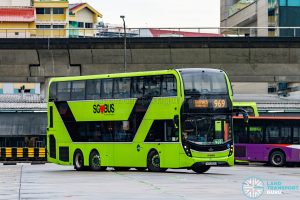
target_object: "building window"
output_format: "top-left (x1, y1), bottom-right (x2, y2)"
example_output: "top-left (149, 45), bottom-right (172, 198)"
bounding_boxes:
top-left (287, 0), bottom-right (300, 6)
top-left (78, 22), bottom-right (84, 28)
top-left (279, 0), bottom-right (286, 6)
top-left (36, 25), bottom-right (51, 29)
top-left (53, 8), bottom-right (64, 14)
top-left (36, 8), bottom-right (51, 14)
top-left (53, 25), bottom-right (65, 29)
top-left (85, 23), bottom-right (93, 28)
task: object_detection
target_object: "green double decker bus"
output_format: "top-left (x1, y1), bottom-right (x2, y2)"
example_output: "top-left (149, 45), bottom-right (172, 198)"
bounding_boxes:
top-left (47, 68), bottom-right (234, 173)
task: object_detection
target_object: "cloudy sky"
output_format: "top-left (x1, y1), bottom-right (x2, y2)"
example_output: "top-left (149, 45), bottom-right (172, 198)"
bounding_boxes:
top-left (69, 0), bottom-right (220, 27)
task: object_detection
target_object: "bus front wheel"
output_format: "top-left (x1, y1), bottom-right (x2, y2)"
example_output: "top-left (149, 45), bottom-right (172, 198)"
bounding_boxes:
top-left (74, 150), bottom-right (84, 171)
top-left (269, 151), bottom-right (286, 167)
top-left (191, 163), bottom-right (211, 173)
top-left (147, 150), bottom-right (167, 172)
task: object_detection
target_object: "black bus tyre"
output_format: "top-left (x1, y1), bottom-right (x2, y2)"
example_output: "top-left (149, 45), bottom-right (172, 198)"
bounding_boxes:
top-left (270, 151), bottom-right (286, 167)
top-left (74, 150), bottom-right (84, 171)
top-left (191, 164), bottom-right (211, 173)
top-left (89, 150), bottom-right (105, 171)
top-left (147, 150), bottom-right (167, 172)
top-left (114, 167), bottom-right (130, 171)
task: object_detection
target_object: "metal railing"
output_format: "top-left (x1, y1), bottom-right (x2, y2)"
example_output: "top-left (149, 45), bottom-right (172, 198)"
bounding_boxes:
top-left (0, 27), bottom-right (300, 38)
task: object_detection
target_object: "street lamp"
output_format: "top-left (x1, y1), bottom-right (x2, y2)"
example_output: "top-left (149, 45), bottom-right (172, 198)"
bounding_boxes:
top-left (120, 15), bottom-right (127, 72)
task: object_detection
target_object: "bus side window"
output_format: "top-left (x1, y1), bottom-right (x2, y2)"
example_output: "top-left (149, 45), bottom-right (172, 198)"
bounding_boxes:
top-left (145, 120), bottom-right (178, 142)
top-left (249, 126), bottom-right (263, 144)
top-left (71, 81), bottom-right (85, 101)
top-left (101, 79), bottom-right (113, 99)
top-left (86, 80), bottom-right (101, 100)
top-left (57, 81), bottom-right (71, 101)
top-left (281, 127), bottom-right (292, 144)
top-left (266, 126), bottom-right (279, 144)
top-left (161, 75), bottom-right (177, 96)
top-left (49, 82), bottom-right (57, 101)
top-left (114, 121), bottom-right (134, 142)
top-left (144, 76), bottom-right (161, 97)
top-left (131, 77), bottom-right (144, 98)
top-left (233, 120), bottom-right (248, 143)
top-left (293, 127), bottom-right (300, 144)
top-left (114, 78), bottom-right (131, 99)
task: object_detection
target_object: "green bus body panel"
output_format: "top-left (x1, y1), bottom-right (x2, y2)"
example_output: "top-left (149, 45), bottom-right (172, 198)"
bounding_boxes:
top-left (69, 99), bottom-right (136, 121)
top-left (46, 69), bottom-right (235, 169)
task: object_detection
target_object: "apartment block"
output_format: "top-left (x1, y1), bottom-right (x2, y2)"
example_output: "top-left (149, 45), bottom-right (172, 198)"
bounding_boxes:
top-left (221, 0), bottom-right (300, 37)
top-left (69, 3), bottom-right (102, 37)
top-left (34, 0), bottom-right (69, 37)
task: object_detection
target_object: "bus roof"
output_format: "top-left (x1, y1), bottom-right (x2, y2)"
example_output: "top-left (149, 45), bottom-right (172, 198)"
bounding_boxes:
top-left (49, 69), bottom-right (177, 82)
top-left (233, 101), bottom-right (259, 117)
top-left (49, 68), bottom-right (225, 83)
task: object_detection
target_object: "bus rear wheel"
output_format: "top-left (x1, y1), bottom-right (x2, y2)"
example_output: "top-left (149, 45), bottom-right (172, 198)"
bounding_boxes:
top-left (191, 163), bottom-right (211, 173)
top-left (147, 150), bottom-right (167, 172)
top-left (74, 150), bottom-right (84, 171)
top-left (89, 150), bottom-right (106, 171)
top-left (269, 151), bottom-right (286, 167)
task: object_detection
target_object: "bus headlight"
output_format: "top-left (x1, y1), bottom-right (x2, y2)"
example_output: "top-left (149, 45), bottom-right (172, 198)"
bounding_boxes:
top-left (183, 145), bottom-right (192, 157)
top-left (228, 145), bottom-right (234, 156)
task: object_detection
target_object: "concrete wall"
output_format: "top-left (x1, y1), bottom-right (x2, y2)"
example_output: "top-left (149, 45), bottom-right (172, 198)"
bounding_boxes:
top-left (232, 82), bottom-right (268, 94)
top-left (1, 47), bottom-right (300, 83)
top-left (0, 37), bottom-right (300, 96)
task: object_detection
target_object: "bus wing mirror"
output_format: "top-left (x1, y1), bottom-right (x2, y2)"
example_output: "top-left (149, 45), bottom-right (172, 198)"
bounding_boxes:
top-left (173, 115), bottom-right (179, 129)
top-left (243, 112), bottom-right (249, 124)
top-left (233, 108), bottom-right (249, 124)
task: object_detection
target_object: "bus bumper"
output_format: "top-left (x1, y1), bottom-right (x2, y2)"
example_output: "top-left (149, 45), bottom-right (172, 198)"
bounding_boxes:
top-left (181, 154), bottom-right (235, 167)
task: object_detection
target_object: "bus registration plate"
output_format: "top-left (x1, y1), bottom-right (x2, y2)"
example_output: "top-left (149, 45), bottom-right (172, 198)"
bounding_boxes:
top-left (205, 162), bottom-right (217, 166)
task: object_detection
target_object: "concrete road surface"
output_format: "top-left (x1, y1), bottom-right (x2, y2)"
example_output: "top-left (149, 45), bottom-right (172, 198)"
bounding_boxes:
top-left (0, 163), bottom-right (299, 200)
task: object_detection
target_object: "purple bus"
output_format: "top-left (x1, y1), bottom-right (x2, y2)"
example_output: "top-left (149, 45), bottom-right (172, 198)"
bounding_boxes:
top-left (233, 116), bottom-right (300, 166)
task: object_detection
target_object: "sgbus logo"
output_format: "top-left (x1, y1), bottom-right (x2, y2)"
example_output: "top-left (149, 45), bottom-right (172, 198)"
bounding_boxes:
top-left (93, 104), bottom-right (115, 114)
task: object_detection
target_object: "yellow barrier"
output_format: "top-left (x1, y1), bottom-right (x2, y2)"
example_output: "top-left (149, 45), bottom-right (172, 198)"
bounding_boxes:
top-left (28, 148), bottom-right (34, 158)
top-left (39, 148), bottom-right (46, 158)
top-left (6, 148), bottom-right (12, 158)
top-left (17, 148), bottom-right (23, 158)
top-left (0, 147), bottom-right (46, 161)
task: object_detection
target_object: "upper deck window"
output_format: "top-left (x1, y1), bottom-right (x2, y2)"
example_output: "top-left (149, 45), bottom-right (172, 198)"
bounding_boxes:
top-left (180, 70), bottom-right (228, 95)
top-left (49, 74), bottom-right (178, 102)
top-left (57, 81), bottom-right (71, 101)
